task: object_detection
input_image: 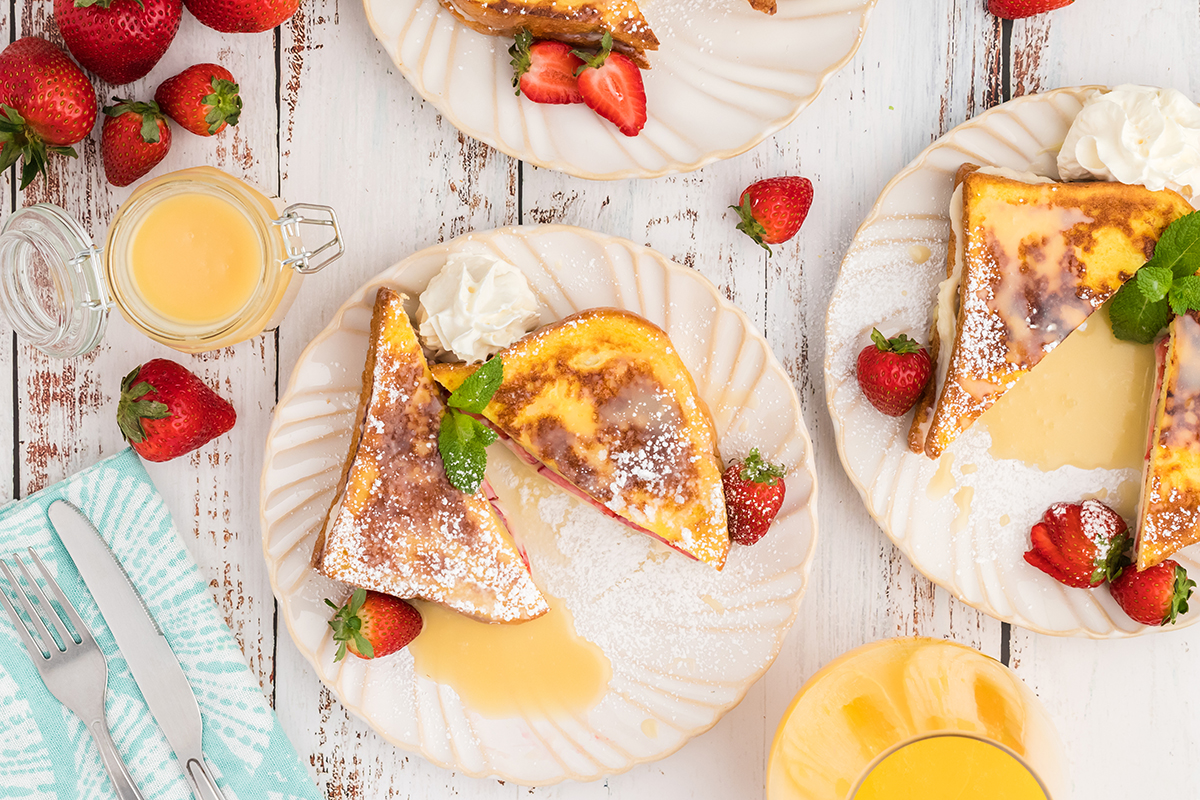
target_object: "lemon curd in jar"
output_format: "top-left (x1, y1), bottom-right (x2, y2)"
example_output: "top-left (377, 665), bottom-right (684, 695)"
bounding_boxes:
top-left (128, 191), bottom-right (263, 326)
top-left (104, 167), bottom-right (330, 353)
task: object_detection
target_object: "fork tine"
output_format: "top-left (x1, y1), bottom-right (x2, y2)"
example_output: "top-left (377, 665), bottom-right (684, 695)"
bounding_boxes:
top-left (0, 564), bottom-right (49, 662)
top-left (25, 548), bottom-right (88, 646)
top-left (0, 560), bottom-right (57, 655)
top-left (13, 554), bottom-right (75, 649)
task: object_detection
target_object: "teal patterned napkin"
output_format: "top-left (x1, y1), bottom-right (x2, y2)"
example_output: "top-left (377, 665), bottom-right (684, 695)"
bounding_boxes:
top-left (0, 448), bottom-right (321, 800)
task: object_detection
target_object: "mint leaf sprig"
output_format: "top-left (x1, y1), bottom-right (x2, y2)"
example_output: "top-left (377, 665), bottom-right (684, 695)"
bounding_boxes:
top-left (1111, 212), bottom-right (1200, 343)
top-left (437, 357), bottom-right (503, 493)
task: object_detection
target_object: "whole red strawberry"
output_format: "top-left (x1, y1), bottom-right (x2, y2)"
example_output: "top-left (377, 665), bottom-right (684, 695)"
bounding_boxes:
top-left (0, 37), bottom-right (96, 188)
top-left (510, 31), bottom-right (583, 105)
top-left (1023, 500), bottom-right (1129, 589)
top-left (101, 98), bottom-right (170, 187)
top-left (573, 32), bottom-right (646, 136)
top-left (855, 329), bottom-right (932, 416)
top-left (54, 0), bottom-right (181, 86)
top-left (988, 0), bottom-right (1073, 20)
top-left (1110, 559), bottom-right (1195, 626)
top-left (116, 359), bottom-right (237, 462)
top-left (722, 448), bottom-right (787, 546)
top-left (326, 588), bottom-right (423, 661)
top-left (184, 0), bottom-right (298, 33)
top-left (155, 63), bottom-right (243, 136)
top-left (731, 176), bottom-right (813, 255)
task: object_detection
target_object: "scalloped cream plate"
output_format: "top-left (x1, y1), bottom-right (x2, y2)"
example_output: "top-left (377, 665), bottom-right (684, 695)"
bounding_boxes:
top-left (825, 87), bottom-right (1200, 639)
top-left (261, 225), bottom-right (817, 784)
top-left (362, 0), bottom-right (875, 179)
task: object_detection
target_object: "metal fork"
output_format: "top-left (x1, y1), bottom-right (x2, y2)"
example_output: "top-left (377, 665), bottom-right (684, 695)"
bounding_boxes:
top-left (0, 548), bottom-right (145, 800)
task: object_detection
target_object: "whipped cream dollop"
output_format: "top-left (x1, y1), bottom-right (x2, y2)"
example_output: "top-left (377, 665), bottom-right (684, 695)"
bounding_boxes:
top-left (1057, 85), bottom-right (1200, 195)
top-left (416, 252), bottom-right (541, 363)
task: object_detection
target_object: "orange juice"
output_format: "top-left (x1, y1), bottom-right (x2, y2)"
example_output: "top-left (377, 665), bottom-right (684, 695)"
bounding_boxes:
top-left (853, 735), bottom-right (1047, 800)
top-left (767, 638), bottom-right (1064, 800)
top-left (128, 192), bottom-right (262, 326)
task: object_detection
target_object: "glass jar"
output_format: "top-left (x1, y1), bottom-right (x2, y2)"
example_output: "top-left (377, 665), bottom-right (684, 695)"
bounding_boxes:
top-left (0, 204), bottom-right (110, 358)
top-left (103, 167), bottom-right (342, 353)
top-left (0, 167), bottom-right (342, 358)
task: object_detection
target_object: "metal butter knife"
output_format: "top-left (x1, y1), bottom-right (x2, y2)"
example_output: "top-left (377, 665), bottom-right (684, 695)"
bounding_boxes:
top-left (47, 500), bottom-right (228, 800)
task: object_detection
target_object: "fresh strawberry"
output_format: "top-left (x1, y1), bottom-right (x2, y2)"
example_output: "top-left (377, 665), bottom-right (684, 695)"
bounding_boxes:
top-left (509, 31), bottom-right (583, 104)
top-left (100, 98), bottom-right (170, 187)
top-left (723, 448), bottom-right (787, 546)
top-left (724, 176), bottom-right (811, 255)
top-left (1022, 501), bottom-right (1129, 589)
top-left (155, 63), bottom-right (242, 136)
top-left (116, 359), bottom-right (236, 462)
top-left (855, 329), bottom-right (932, 417)
top-left (1110, 559), bottom-right (1195, 626)
top-left (730, 176), bottom-right (813, 255)
top-left (183, 0), bottom-right (298, 33)
top-left (987, 0), bottom-right (1073, 20)
top-left (54, 0), bottom-right (181, 86)
top-left (326, 588), bottom-right (423, 661)
top-left (572, 32), bottom-right (646, 136)
top-left (0, 37), bottom-right (97, 188)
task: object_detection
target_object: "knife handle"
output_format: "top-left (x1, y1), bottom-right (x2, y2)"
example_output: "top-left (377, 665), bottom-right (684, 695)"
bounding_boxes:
top-left (88, 719), bottom-right (146, 800)
top-left (183, 755), bottom-right (229, 800)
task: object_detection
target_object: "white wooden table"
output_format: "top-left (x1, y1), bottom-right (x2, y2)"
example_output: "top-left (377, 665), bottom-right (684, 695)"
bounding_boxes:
top-left (5, 0), bottom-right (1200, 796)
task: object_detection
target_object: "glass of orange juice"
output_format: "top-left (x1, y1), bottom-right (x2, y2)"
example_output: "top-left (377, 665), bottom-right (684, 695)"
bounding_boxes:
top-left (767, 638), bottom-right (1067, 800)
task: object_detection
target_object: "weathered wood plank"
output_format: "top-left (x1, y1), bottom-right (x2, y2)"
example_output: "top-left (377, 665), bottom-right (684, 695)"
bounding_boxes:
top-left (1008, 5), bottom-right (1200, 798)
top-left (274, 0), bottom-right (519, 793)
top-left (8, 16), bottom-right (281, 693)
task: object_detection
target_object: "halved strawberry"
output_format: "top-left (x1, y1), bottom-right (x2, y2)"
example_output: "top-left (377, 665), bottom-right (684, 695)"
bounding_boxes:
top-left (572, 32), bottom-right (646, 137)
top-left (509, 30), bottom-right (583, 104)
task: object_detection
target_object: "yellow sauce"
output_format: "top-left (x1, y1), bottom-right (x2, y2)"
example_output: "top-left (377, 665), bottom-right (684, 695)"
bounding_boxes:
top-left (408, 593), bottom-right (610, 718)
top-left (983, 305), bottom-right (1155, 472)
top-left (854, 736), bottom-right (1047, 800)
top-left (129, 192), bottom-right (262, 325)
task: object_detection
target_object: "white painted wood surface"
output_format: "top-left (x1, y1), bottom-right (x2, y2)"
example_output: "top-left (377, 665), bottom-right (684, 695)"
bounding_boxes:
top-left (4, 0), bottom-right (1199, 797)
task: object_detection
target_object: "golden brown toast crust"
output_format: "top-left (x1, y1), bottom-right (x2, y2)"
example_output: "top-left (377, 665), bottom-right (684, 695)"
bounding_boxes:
top-left (438, 0), bottom-right (659, 69)
top-left (1138, 311), bottom-right (1200, 570)
top-left (313, 287), bottom-right (548, 623)
top-left (924, 171), bottom-right (1193, 458)
top-left (432, 308), bottom-right (730, 569)
top-left (907, 164), bottom-right (982, 454)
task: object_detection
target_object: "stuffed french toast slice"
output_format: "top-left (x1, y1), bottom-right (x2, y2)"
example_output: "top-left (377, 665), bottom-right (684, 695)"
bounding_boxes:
top-left (438, 0), bottom-right (659, 68)
top-left (1136, 311), bottom-right (1200, 571)
top-left (313, 287), bottom-right (548, 623)
top-left (431, 308), bottom-right (730, 569)
top-left (913, 165), bottom-right (1194, 459)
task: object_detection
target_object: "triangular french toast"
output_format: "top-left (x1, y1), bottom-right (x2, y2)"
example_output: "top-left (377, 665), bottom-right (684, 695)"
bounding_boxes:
top-left (916, 165), bottom-right (1193, 459)
top-left (313, 287), bottom-right (548, 623)
top-left (431, 308), bottom-right (730, 569)
top-left (1136, 311), bottom-right (1200, 570)
top-left (438, 0), bottom-right (659, 69)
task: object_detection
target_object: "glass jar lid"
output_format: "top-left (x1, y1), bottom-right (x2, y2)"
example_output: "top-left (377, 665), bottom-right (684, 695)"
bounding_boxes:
top-left (0, 203), bottom-right (110, 358)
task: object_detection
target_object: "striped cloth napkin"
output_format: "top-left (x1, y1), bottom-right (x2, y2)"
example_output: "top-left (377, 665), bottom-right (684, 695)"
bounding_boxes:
top-left (0, 448), bottom-right (321, 800)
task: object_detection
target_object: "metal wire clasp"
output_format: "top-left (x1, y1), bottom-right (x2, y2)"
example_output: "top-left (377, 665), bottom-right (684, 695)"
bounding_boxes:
top-left (274, 203), bottom-right (344, 274)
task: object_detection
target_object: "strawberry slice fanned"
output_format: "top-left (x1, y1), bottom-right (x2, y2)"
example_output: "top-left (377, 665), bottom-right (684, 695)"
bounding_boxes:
top-left (1023, 500), bottom-right (1129, 589)
top-left (509, 30), bottom-right (583, 105)
top-left (573, 32), bottom-right (646, 136)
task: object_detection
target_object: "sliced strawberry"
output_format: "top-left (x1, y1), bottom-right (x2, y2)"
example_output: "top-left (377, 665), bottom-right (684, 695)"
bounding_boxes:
top-left (510, 31), bottom-right (583, 104)
top-left (573, 32), bottom-right (646, 136)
